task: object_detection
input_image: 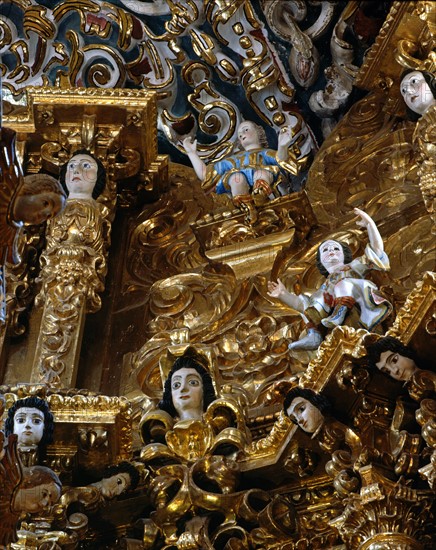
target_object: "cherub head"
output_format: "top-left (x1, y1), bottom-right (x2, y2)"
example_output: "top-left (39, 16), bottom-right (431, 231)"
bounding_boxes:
top-left (91, 461), bottom-right (140, 499)
top-left (12, 465), bottom-right (62, 514)
top-left (237, 121), bottom-right (268, 151)
top-left (366, 336), bottom-right (419, 382)
top-left (59, 149), bottom-right (106, 200)
top-left (400, 69), bottom-right (436, 119)
top-left (12, 174), bottom-right (66, 225)
top-left (158, 348), bottom-right (217, 421)
top-left (316, 240), bottom-right (353, 277)
top-left (5, 397), bottom-right (54, 450)
top-left (284, 387), bottom-right (332, 434)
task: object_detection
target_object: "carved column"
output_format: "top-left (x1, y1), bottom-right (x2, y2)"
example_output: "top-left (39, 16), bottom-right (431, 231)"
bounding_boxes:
top-left (31, 199), bottom-right (109, 387)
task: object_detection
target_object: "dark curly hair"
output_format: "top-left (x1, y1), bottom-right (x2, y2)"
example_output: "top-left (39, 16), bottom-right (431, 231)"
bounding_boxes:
top-left (102, 461), bottom-right (140, 491)
top-left (316, 240), bottom-right (353, 277)
top-left (283, 387), bottom-right (332, 422)
top-left (5, 396), bottom-right (54, 446)
top-left (400, 69), bottom-right (436, 121)
top-left (365, 336), bottom-right (420, 370)
top-left (158, 347), bottom-right (217, 418)
top-left (59, 149), bottom-right (106, 199)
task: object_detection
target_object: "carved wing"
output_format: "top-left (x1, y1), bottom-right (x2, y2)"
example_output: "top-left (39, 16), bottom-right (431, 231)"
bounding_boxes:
top-left (0, 434), bottom-right (23, 546)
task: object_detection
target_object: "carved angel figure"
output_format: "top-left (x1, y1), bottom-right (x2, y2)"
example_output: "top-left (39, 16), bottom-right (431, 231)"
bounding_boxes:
top-left (268, 208), bottom-right (392, 351)
top-left (0, 127), bottom-right (66, 258)
top-left (140, 347), bottom-right (250, 462)
top-left (183, 121), bottom-right (298, 222)
top-left (283, 387), bottom-right (362, 495)
top-left (0, 127), bottom-right (66, 322)
top-left (400, 70), bottom-right (436, 217)
top-left (0, 432), bottom-right (62, 546)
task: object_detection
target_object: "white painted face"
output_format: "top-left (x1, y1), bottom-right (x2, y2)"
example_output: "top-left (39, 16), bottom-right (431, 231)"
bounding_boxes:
top-left (375, 350), bottom-right (417, 382)
top-left (95, 472), bottom-right (131, 499)
top-left (237, 121), bottom-right (261, 150)
top-left (400, 71), bottom-right (435, 116)
top-left (319, 240), bottom-right (345, 272)
top-left (65, 154), bottom-right (98, 198)
top-left (171, 367), bottom-right (204, 420)
top-left (287, 397), bottom-right (324, 434)
top-left (13, 407), bottom-right (45, 447)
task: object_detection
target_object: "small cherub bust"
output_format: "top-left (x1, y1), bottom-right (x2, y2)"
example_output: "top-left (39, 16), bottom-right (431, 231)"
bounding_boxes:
top-left (59, 149), bottom-right (106, 201)
top-left (158, 348), bottom-right (217, 422)
top-left (366, 336), bottom-right (436, 402)
top-left (11, 174), bottom-right (66, 226)
top-left (5, 397), bottom-right (54, 453)
top-left (366, 336), bottom-right (420, 382)
top-left (12, 465), bottom-right (62, 514)
top-left (91, 461), bottom-right (140, 500)
top-left (400, 69), bottom-right (436, 119)
top-left (283, 387), bottom-right (331, 435)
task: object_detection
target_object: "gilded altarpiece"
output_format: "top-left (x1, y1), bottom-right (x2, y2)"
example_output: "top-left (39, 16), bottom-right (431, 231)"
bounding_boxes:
top-left (0, 1), bottom-right (435, 549)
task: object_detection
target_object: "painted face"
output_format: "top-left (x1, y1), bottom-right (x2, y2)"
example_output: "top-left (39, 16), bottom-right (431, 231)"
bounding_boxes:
top-left (237, 122), bottom-right (261, 150)
top-left (287, 397), bottom-right (324, 434)
top-left (171, 367), bottom-right (204, 420)
top-left (65, 154), bottom-right (98, 198)
top-left (14, 481), bottom-right (61, 513)
top-left (95, 472), bottom-right (131, 499)
top-left (13, 191), bottom-right (65, 225)
top-left (400, 71), bottom-right (435, 116)
top-left (375, 350), bottom-right (417, 382)
top-left (319, 240), bottom-right (345, 272)
top-left (13, 407), bottom-right (45, 448)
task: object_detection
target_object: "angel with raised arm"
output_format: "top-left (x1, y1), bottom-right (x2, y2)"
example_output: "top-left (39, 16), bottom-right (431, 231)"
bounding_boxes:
top-left (268, 208), bottom-right (392, 351)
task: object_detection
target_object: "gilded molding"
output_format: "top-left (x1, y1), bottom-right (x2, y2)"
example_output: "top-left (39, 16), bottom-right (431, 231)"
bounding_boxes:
top-left (300, 326), bottom-right (368, 391)
top-left (387, 271), bottom-right (436, 343)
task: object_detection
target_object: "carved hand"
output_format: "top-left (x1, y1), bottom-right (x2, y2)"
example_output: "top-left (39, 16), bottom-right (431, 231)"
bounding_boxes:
top-left (354, 207), bottom-right (372, 229)
top-left (267, 278), bottom-right (287, 298)
top-left (183, 137), bottom-right (197, 155)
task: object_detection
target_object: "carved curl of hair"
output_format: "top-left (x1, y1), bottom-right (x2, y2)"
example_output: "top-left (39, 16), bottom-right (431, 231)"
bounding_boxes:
top-left (283, 387), bottom-right (332, 423)
top-left (316, 240), bottom-right (353, 277)
top-left (5, 396), bottom-right (54, 446)
top-left (59, 149), bottom-right (106, 199)
top-left (158, 347), bottom-right (217, 418)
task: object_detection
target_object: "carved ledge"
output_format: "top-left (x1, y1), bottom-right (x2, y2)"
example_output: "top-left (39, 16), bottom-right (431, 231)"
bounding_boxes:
top-left (191, 191), bottom-right (317, 278)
